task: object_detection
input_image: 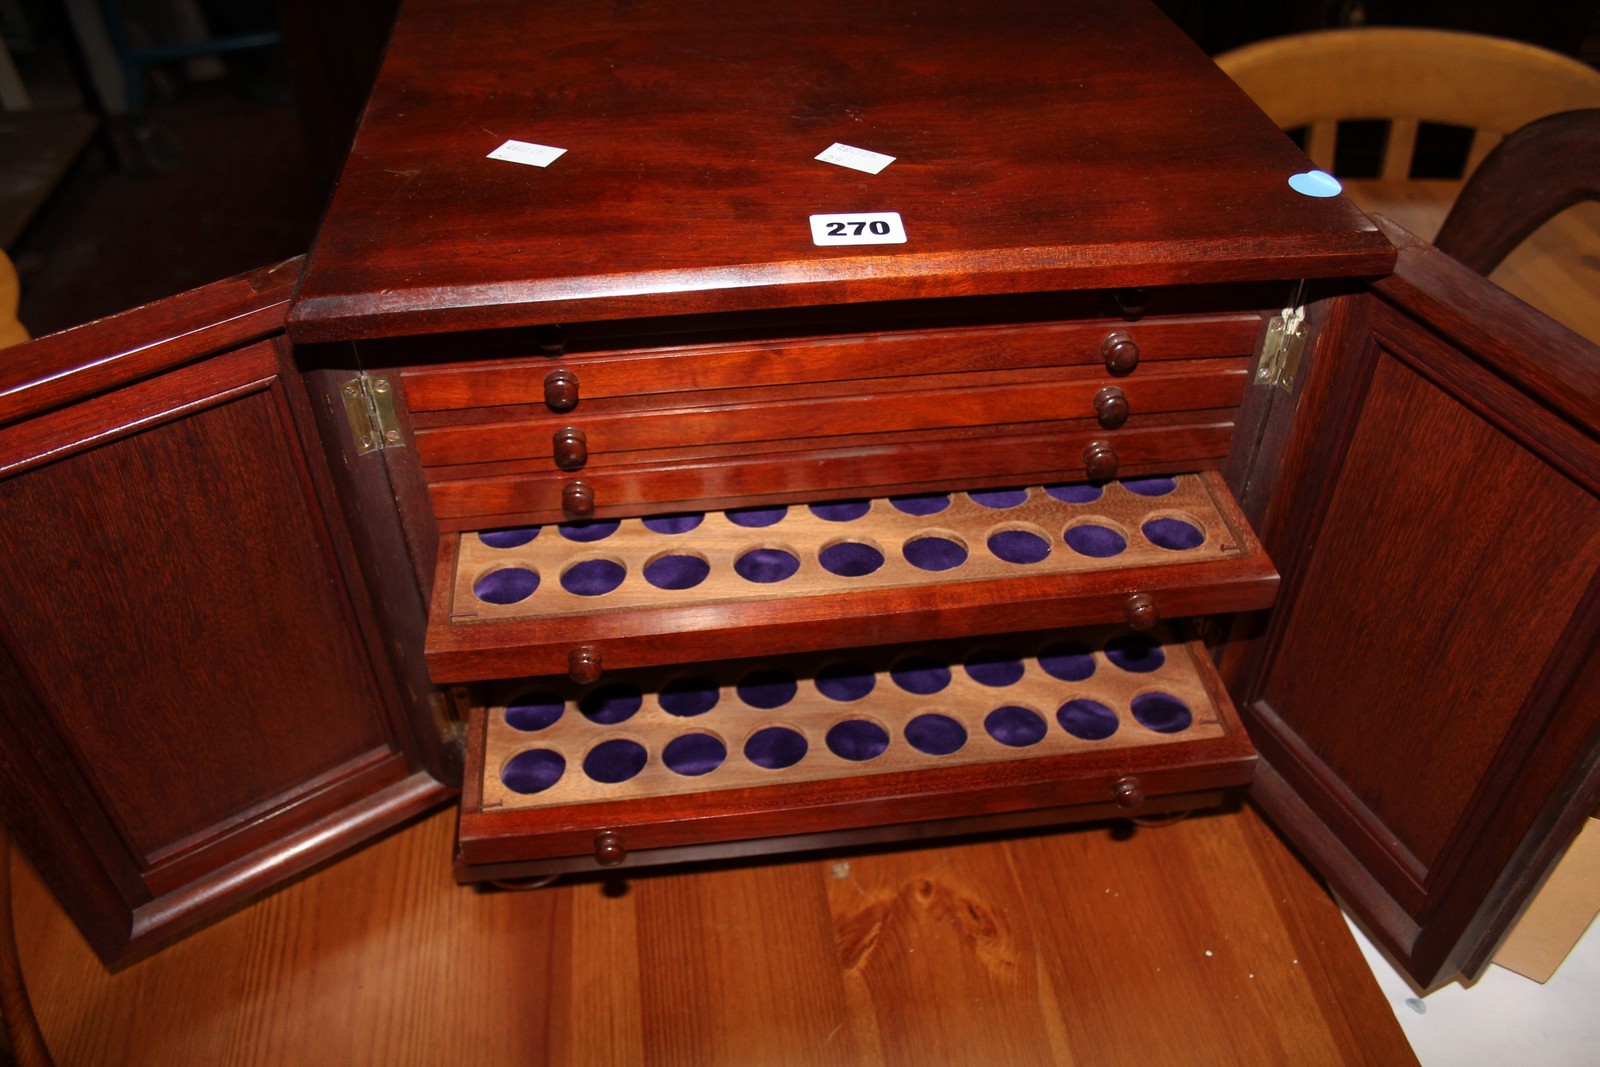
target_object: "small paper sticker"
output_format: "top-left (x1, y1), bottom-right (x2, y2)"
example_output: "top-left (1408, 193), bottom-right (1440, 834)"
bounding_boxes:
top-left (488, 140), bottom-right (568, 168)
top-left (810, 212), bottom-right (907, 246)
top-left (815, 143), bottom-right (896, 175)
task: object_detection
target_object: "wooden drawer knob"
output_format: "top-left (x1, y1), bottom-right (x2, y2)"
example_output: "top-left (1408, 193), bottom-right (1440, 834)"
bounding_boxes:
top-left (1112, 288), bottom-right (1149, 320)
top-left (1082, 439), bottom-right (1118, 480)
top-left (544, 368), bottom-right (580, 411)
top-left (552, 426), bottom-right (588, 470)
top-left (1123, 592), bottom-right (1159, 631)
top-left (1112, 776), bottom-right (1146, 810)
top-left (533, 324), bottom-right (567, 356)
top-left (593, 830), bottom-right (627, 867)
top-left (1093, 386), bottom-right (1129, 429)
top-left (562, 479), bottom-right (595, 517)
top-left (1101, 331), bottom-right (1139, 375)
top-left (569, 644), bottom-right (603, 684)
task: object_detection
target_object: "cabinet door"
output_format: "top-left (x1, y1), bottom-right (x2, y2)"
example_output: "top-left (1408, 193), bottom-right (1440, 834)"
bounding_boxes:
top-left (0, 264), bottom-right (451, 966)
top-left (1230, 222), bottom-right (1600, 989)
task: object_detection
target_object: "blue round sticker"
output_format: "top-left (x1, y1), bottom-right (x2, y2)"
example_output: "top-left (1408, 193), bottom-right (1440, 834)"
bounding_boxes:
top-left (1288, 170), bottom-right (1342, 198)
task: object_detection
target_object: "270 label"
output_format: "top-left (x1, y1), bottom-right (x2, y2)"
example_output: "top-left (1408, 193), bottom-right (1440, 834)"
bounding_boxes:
top-left (809, 212), bottom-right (907, 246)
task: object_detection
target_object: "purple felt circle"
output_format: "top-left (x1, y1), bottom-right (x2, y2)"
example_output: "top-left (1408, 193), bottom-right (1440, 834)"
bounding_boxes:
top-left (643, 553), bottom-right (710, 590)
top-left (890, 493), bottom-right (951, 516)
top-left (478, 527), bottom-right (539, 548)
top-left (561, 558), bottom-right (626, 596)
top-left (642, 512), bottom-right (705, 534)
top-left (663, 732), bottom-right (727, 776)
top-left (1057, 698), bottom-right (1120, 740)
top-left (734, 547), bottom-right (800, 583)
top-left (1142, 517), bottom-right (1206, 551)
top-left (505, 691), bottom-right (565, 731)
top-left (474, 567), bottom-right (540, 604)
top-left (659, 677), bottom-right (720, 716)
top-left (1064, 523), bottom-right (1127, 558)
top-left (1037, 643), bottom-right (1096, 682)
top-left (1123, 476), bottom-right (1178, 497)
top-left (737, 669), bottom-right (798, 709)
top-left (501, 749), bottom-right (565, 794)
top-left (903, 535), bottom-right (967, 572)
top-left (965, 649), bottom-right (1025, 687)
top-left (579, 683), bottom-right (643, 724)
top-left (744, 726), bottom-right (808, 769)
top-left (1132, 692), bottom-right (1193, 733)
top-left (985, 705), bottom-right (1048, 747)
top-left (969, 487), bottom-right (1029, 509)
top-left (810, 499), bottom-right (871, 522)
top-left (905, 713), bottom-right (967, 755)
top-left (988, 529), bottom-right (1050, 565)
top-left (726, 505), bottom-right (788, 528)
top-left (816, 662), bottom-right (876, 702)
top-left (891, 657), bottom-right (952, 694)
top-left (583, 738), bottom-right (649, 784)
top-left (1105, 634), bottom-right (1166, 673)
top-left (819, 541), bottom-right (884, 577)
top-left (558, 519), bottom-right (621, 542)
top-left (827, 719), bottom-right (890, 761)
top-left (1046, 482), bottom-right (1103, 504)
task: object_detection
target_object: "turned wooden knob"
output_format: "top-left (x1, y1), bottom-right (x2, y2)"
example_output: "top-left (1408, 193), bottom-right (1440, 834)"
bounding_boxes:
top-left (1093, 386), bottom-right (1129, 429)
top-left (562, 480), bottom-right (595, 517)
top-left (533, 324), bottom-right (567, 355)
top-left (552, 426), bottom-right (588, 470)
top-left (1101, 331), bottom-right (1139, 375)
top-left (1123, 592), bottom-right (1159, 631)
top-left (1082, 439), bottom-right (1118, 480)
top-left (1112, 776), bottom-right (1146, 810)
top-left (544, 368), bottom-right (580, 411)
top-left (593, 830), bottom-right (627, 867)
top-left (569, 644), bottom-right (603, 684)
top-left (1112, 288), bottom-right (1149, 320)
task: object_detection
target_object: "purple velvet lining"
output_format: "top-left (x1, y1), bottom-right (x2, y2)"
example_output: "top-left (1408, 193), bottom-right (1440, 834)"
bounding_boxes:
top-left (903, 536), bottom-right (967, 572)
top-left (1045, 482), bottom-right (1103, 504)
top-left (663, 732), bottom-right (726, 776)
top-left (1064, 524), bottom-right (1127, 558)
top-left (558, 519), bottom-right (621, 542)
top-left (988, 529), bottom-right (1050, 565)
top-left (737, 669), bottom-right (798, 709)
top-left (1142, 517), bottom-right (1205, 551)
top-left (1056, 698), bottom-right (1120, 740)
top-left (505, 691), bottom-right (565, 731)
top-left (819, 541), bottom-right (884, 577)
top-left (478, 527), bottom-right (539, 548)
top-left (744, 726), bottom-right (808, 769)
top-left (890, 657), bottom-right (951, 695)
top-left (501, 749), bottom-right (565, 794)
top-left (1123, 476), bottom-right (1178, 497)
top-left (579, 683), bottom-right (643, 724)
top-left (727, 505), bottom-right (788, 527)
top-left (1105, 634), bottom-right (1166, 673)
top-left (474, 567), bottom-right (540, 605)
top-left (985, 705), bottom-right (1047, 747)
top-left (816, 662), bottom-right (876, 702)
top-left (965, 650), bottom-right (1025, 687)
top-left (827, 719), bottom-right (890, 761)
top-left (583, 738), bottom-right (649, 784)
top-left (968, 487), bottom-right (1029, 509)
top-left (659, 677), bottom-right (720, 716)
top-left (734, 547), bottom-right (800, 583)
top-left (890, 493), bottom-right (951, 516)
top-left (1037, 642), bottom-right (1097, 682)
top-left (642, 512), bottom-right (705, 534)
top-left (1131, 692), bottom-right (1193, 733)
top-left (905, 713), bottom-right (967, 755)
top-left (810, 499), bottom-right (871, 522)
top-left (561, 558), bottom-right (626, 596)
top-left (644, 553), bottom-right (710, 590)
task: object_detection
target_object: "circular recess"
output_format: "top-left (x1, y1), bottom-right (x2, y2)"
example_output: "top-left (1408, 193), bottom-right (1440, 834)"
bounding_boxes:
top-left (1131, 691), bottom-right (1194, 733)
top-left (734, 546), bottom-right (800, 583)
top-left (478, 527), bottom-right (539, 548)
top-left (819, 540), bottom-right (884, 577)
top-left (558, 519), bottom-right (621, 542)
top-left (744, 726), bottom-right (808, 769)
top-left (579, 682), bottom-right (643, 724)
top-left (1105, 634), bottom-right (1166, 673)
top-left (1122, 476), bottom-right (1178, 497)
top-left (890, 493), bottom-right (951, 516)
top-left (1037, 642), bottom-right (1097, 682)
top-left (583, 738), bottom-right (649, 784)
top-left (643, 552), bottom-right (710, 590)
top-left (474, 567), bottom-right (540, 605)
top-left (505, 690), bottom-right (565, 731)
top-left (737, 668), bottom-right (798, 709)
top-left (663, 732), bottom-right (727, 776)
top-left (726, 505), bottom-right (788, 528)
top-left (965, 649), bottom-right (1025, 687)
top-left (904, 713), bottom-right (968, 756)
top-left (985, 705), bottom-right (1048, 747)
top-left (1142, 516), bottom-right (1206, 551)
top-left (809, 499), bottom-right (871, 522)
top-left (501, 749), bottom-right (565, 795)
top-left (968, 487), bottom-right (1029, 509)
top-left (642, 512), bottom-right (705, 534)
top-left (1046, 483), bottom-right (1103, 504)
top-left (1063, 521), bottom-right (1128, 559)
top-left (560, 558), bottom-right (626, 596)
top-left (659, 677), bottom-right (721, 717)
top-left (816, 662), bottom-right (876, 702)
top-left (987, 527), bottom-right (1051, 565)
top-left (903, 534), bottom-right (968, 572)
top-left (826, 719), bottom-right (890, 762)
top-left (891, 657), bottom-right (952, 695)
top-left (1056, 698), bottom-right (1120, 740)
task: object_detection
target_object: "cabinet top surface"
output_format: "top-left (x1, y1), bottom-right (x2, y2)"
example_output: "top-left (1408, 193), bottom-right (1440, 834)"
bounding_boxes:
top-left (288, 0), bottom-right (1393, 341)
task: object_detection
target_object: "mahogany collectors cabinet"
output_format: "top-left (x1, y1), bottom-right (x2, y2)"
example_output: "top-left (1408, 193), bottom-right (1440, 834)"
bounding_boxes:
top-left (2, 0), bottom-right (1597, 992)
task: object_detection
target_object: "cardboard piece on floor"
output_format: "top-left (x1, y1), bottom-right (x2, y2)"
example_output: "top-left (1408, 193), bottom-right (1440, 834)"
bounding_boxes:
top-left (1494, 817), bottom-right (1600, 983)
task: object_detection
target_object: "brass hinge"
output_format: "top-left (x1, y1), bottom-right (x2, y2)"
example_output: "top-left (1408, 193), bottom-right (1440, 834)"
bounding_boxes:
top-left (430, 686), bottom-right (471, 743)
top-left (341, 373), bottom-right (405, 454)
top-left (1255, 281), bottom-right (1309, 393)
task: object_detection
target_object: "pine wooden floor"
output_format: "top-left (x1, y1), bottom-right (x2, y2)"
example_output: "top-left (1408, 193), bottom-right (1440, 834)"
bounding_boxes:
top-left (12, 802), bottom-right (1417, 1066)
